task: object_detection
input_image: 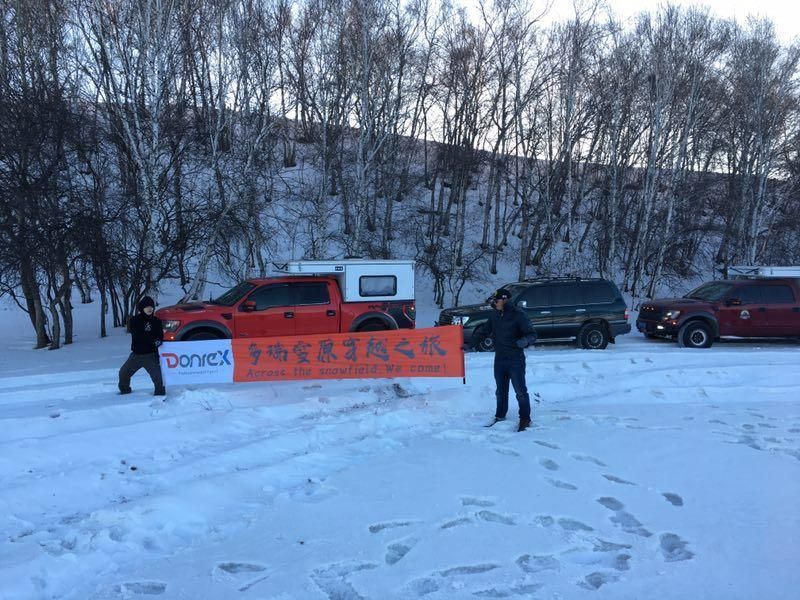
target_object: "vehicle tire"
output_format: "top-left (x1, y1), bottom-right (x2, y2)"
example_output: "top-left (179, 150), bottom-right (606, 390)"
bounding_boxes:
top-left (184, 329), bottom-right (223, 341)
top-left (357, 320), bottom-right (389, 332)
top-left (476, 336), bottom-right (495, 352)
top-left (578, 323), bottom-right (609, 350)
top-left (678, 321), bottom-right (713, 349)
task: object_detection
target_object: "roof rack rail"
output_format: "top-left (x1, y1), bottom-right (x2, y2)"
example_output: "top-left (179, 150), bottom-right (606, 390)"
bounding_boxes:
top-left (728, 265), bottom-right (800, 279)
top-left (523, 276), bottom-right (585, 282)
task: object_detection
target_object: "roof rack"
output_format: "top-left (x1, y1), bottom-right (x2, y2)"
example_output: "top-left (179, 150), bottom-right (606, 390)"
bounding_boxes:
top-left (728, 265), bottom-right (800, 279)
top-left (523, 276), bottom-right (585, 283)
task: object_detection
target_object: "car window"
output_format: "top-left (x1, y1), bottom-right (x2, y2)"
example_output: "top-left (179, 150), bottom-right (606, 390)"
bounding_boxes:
top-left (550, 284), bottom-right (580, 306)
top-left (248, 285), bottom-right (291, 310)
top-left (292, 282), bottom-right (330, 305)
top-left (581, 281), bottom-right (616, 304)
top-left (521, 286), bottom-right (551, 308)
top-left (211, 281), bottom-right (256, 306)
top-left (733, 285), bottom-right (763, 305)
top-left (685, 282), bottom-right (734, 301)
top-left (360, 276), bottom-right (396, 296)
top-left (760, 285), bottom-right (796, 304)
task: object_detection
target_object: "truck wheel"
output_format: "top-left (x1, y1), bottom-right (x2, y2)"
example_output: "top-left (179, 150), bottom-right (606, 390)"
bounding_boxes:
top-left (357, 320), bottom-right (388, 332)
top-left (477, 337), bottom-right (495, 352)
top-left (578, 323), bottom-right (609, 349)
top-left (185, 330), bottom-right (223, 341)
top-left (678, 321), bottom-right (713, 349)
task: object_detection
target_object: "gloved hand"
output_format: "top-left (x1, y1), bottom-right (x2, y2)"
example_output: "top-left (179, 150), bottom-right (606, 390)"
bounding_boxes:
top-left (154, 339), bottom-right (163, 347)
top-left (515, 338), bottom-right (529, 348)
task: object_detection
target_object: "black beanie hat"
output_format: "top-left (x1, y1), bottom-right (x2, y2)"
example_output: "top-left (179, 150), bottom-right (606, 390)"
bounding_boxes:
top-left (138, 296), bottom-right (156, 312)
top-left (489, 288), bottom-right (512, 302)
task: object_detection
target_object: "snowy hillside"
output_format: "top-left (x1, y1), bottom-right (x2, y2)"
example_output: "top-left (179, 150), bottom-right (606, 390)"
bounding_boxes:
top-left (1, 298), bottom-right (799, 599)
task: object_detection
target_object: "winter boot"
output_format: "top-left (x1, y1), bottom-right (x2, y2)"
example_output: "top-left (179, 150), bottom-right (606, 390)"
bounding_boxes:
top-left (154, 387), bottom-right (166, 397)
top-left (517, 418), bottom-right (531, 432)
top-left (119, 388), bottom-right (132, 395)
top-left (485, 417), bottom-right (506, 428)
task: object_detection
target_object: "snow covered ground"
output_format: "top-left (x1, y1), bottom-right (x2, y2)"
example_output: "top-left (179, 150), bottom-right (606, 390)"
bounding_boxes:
top-left (1, 300), bottom-right (799, 599)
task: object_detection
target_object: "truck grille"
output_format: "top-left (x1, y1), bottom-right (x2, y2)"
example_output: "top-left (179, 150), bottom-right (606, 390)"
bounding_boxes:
top-left (639, 305), bottom-right (663, 321)
top-left (438, 313), bottom-right (454, 326)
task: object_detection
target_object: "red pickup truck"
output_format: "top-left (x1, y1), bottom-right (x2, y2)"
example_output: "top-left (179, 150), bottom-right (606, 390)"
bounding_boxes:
top-left (636, 266), bottom-right (800, 348)
top-left (156, 260), bottom-right (416, 341)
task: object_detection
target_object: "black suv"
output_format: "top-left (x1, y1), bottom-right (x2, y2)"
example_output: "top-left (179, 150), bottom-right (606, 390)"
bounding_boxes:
top-left (438, 277), bottom-right (631, 350)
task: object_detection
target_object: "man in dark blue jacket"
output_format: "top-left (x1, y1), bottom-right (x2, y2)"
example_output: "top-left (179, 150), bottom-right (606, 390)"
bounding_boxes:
top-left (118, 296), bottom-right (166, 396)
top-left (472, 288), bottom-right (537, 431)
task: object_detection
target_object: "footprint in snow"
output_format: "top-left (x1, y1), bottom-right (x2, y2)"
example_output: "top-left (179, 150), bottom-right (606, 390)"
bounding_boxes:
top-left (440, 517), bottom-right (472, 530)
top-left (660, 533), bottom-right (694, 562)
top-left (596, 497), bottom-right (625, 511)
top-left (217, 563), bottom-right (267, 575)
top-left (114, 582), bottom-right (166, 596)
top-left (650, 389), bottom-right (665, 398)
top-left (494, 447), bottom-right (520, 457)
top-left (558, 518), bottom-right (594, 532)
top-left (571, 454), bottom-right (607, 467)
top-left (369, 521), bottom-right (413, 534)
top-left (580, 571), bottom-right (619, 590)
top-left (546, 478), bottom-right (578, 491)
top-left (534, 440), bottom-right (560, 450)
top-left (662, 493), bottom-right (684, 507)
top-left (603, 474), bottom-right (636, 486)
top-left (516, 554), bottom-right (560, 574)
top-left (610, 511), bottom-right (652, 538)
top-left (473, 583), bottom-right (544, 598)
top-left (539, 458), bottom-right (560, 471)
top-left (439, 564), bottom-right (500, 577)
top-left (461, 496), bottom-right (495, 508)
top-left (476, 511), bottom-right (516, 526)
top-left (386, 538), bottom-right (418, 565)
top-left (311, 562), bottom-right (378, 599)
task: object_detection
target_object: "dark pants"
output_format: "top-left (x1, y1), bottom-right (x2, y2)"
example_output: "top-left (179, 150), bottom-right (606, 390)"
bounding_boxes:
top-left (119, 353), bottom-right (164, 393)
top-left (494, 355), bottom-right (530, 420)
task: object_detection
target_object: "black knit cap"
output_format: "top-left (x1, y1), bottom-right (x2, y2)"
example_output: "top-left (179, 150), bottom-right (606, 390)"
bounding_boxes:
top-left (138, 296), bottom-right (156, 312)
top-left (488, 288), bottom-right (512, 303)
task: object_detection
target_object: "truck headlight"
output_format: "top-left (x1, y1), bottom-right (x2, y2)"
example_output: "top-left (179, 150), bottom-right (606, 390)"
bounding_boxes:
top-left (663, 310), bottom-right (681, 320)
top-left (163, 320), bottom-right (181, 332)
top-left (452, 316), bottom-right (470, 326)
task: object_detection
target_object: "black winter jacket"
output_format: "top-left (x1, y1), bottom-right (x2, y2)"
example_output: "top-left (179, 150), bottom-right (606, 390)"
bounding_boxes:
top-left (128, 313), bottom-right (164, 355)
top-left (473, 304), bottom-right (537, 359)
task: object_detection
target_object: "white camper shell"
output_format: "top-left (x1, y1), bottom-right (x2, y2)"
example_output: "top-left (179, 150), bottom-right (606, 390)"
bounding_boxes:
top-left (729, 266), bottom-right (800, 279)
top-left (272, 260), bottom-right (415, 303)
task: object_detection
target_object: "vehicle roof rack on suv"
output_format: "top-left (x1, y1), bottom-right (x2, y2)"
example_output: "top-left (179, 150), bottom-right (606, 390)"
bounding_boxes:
top-left (728, 265), bottom-right (800, 279)
top-left (523, 276), bottom-right (585, 282)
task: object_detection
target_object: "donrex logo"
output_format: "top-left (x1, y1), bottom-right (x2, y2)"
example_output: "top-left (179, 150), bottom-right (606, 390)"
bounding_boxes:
top-left (162, 350), bottom-right (232, 369)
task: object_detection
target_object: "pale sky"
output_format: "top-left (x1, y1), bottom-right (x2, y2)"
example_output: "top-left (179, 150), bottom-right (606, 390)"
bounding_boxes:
top-left (548, 0), bottom-right (799, 42)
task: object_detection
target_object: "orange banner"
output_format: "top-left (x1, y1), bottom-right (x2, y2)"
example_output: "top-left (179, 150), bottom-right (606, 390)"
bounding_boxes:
top-left (232, 326), bottom-right (464, 382)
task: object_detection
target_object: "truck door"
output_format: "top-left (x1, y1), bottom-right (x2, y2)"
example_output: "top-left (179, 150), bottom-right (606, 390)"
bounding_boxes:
top-left (718, 285), bottom-right (770, 337)
top-left (761, 284), bottom-right (800, 336)
top-left (235, 284), bottom-right (295, 338)
top-left (292, 281), bottom-right (340, 335)
top-left (517, 286), bottom-right (553, 338)
top-left (549, 283), bottom-right (586, 339)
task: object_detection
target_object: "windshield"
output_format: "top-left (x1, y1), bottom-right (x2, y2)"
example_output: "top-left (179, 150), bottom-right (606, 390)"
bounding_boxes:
top-left (209, 282), bottom-right (256, 306)
top-left (683, 282), bottom-right (734, 302)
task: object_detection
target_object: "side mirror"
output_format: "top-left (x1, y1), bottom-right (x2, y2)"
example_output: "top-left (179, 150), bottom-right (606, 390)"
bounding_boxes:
top-left (726, 298), bottom-right (742, 307)
top-left (517, 300), bottom-right (528, 308)
top-left (242, 300), bottom-right (257, 312)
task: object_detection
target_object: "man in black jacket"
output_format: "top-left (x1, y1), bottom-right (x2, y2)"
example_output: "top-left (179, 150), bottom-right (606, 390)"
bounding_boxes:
top-left (472, 288), bottom-right (537, 431)
top-left (118, 296), bottom-right (166, 396)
